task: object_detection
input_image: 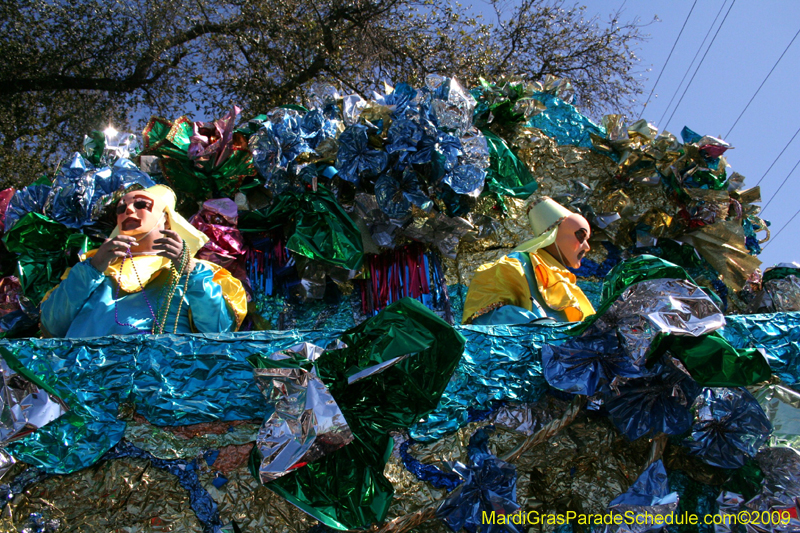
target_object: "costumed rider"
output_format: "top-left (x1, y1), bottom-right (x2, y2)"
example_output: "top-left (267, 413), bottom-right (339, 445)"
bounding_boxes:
top-left (41, 185), bottom-right (247, 338)
top-left (462, 196), bottom-right (595, 325)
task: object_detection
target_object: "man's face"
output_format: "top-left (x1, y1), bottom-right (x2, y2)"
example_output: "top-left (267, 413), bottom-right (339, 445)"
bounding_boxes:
top-left (116, 191), bottom-right (163, 236)
top-left (554, 213), bottom-right (591, 269)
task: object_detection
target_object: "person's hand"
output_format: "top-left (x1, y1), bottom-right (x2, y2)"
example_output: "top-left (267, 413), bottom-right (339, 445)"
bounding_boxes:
top-left (90, 235), bottom-right (137, 272)
top-left (153, 229), bottom-right (194, 273)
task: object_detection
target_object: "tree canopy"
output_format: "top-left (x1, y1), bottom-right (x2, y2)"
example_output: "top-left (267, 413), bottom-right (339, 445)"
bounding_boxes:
top-left (0, 0), bottom-right (650, 189)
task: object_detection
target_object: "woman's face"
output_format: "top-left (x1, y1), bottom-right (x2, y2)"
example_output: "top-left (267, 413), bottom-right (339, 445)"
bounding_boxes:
top-left (554, 213), bottom-right (591, 269)
top-left (115, 191), bottom-right (164, 237)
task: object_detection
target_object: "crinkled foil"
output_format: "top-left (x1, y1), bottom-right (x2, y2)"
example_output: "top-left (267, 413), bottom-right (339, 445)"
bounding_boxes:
top-left (763, 276), bottom-right (800, 312)
top-left (123, 418), bottom-right (259, 462)
top-left (0, 354), bottom-right (66, 446)
top-left (591, 278), bottom-right (725, 367)
top-left (684, 388), bottom-right (772, 469)
top-left (410, 323), bottom-right (572, 441)
top-left (720, 312), bottom-right (800, 391)
top-left (250, 342), bottom-right (353, 483)
top-left (682, 221), bottom-right (762, 292)
top-left (605, 461), bottom-right (679, 533)
top-left (750, 384), bottom-right (800, 451)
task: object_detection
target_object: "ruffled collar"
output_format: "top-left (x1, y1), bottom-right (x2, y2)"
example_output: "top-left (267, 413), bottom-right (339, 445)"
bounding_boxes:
top-left (83, 250), bottom-right (171, 293)
top-left (529, 250), bottom-right (595, 322)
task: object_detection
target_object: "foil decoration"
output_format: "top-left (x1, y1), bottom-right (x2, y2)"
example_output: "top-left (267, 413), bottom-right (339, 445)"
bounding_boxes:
top-left (0, 329), bottom-right (342, 474)
top-left (751, 384), bottom-right (800, 450)
top-left (721, 313), bottom-right (800, 391)
top-left (249, 342), bottom-right (353, 483)
top-left (335, 124), bottom-right (388, 183)
top-left (189, 198), bottom-right (248, 282)
top-left (604, 460), bottom-right (679, 533)
top-left (542, 331), bottom-right (647, 396)
top-left (589, 277), bottom-right (726, 368)
top-left (0, 188), bottom-right (15, 234)
top-left (527, 92), bottom-right (605, 149)
top-left (0, 353), bottom-right (66, 446)
top-left (604, 361), bottom-right (701, 441)
top-left (436, 427), bottom-right (521, 533)
top-left (4, 184), bottom-right (52, 232)
top-left (684, 388), bottom-right (772, 469)
top-left (410, 322), bottom-right (571, 442)
top-left (0, 276), bottom-right (22, 318)
top-left (374, 170), bottom-right (432, 220)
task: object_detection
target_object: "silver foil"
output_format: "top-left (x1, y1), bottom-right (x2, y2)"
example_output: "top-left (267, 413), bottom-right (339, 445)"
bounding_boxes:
top-left (0, 357), bottom-right (66, 447)
top-left (592, 278), bottom-right (725, 367)
top-left (252, 342), bottom-right (353, 483)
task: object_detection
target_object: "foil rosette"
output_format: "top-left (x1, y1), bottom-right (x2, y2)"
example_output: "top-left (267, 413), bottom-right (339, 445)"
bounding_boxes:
top-left (604, 360), bottom-right (701, 441)
top-left (542, 331), bottom-right (648, 396)
top-left (248, 342), bottom-right (353, 483)
top-left (0, 277), bottom-right (22, 318)
top-left (335, 124), bottom-right (388, 183)
top-left (602, 460), bottom-right (679, 533)
top-left (426, 75), bottom-right (477, 135)
top-left (436, 427), bottom-right (521, 533)
top-left (684, 388), bottom-right (772, 469)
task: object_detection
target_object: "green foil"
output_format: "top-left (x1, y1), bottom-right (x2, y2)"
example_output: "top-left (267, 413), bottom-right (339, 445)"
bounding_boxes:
top-left (267, 298), bottom-right (466, 530)
top-left (482, 129), bottom-right (538, 198)
top-left (649, 332), bottom-right (772, 387)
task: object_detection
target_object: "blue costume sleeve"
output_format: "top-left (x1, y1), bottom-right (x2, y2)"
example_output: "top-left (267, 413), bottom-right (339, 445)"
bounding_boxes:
top-left (184, 262), bottom-right (237, 333)
top-left (471, 305), bottom-right (545, 325)
top-left (40, 260), bottom-right (107, 338)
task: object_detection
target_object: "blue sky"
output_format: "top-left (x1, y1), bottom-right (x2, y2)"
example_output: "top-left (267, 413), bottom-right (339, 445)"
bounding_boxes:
top-left (497, 0), bottom-right (800, 269)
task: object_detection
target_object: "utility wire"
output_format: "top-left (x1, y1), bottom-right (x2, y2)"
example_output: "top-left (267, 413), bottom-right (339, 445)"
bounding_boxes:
top-left (657, 0), bottom-right (728, 128)
top-left (763, 204), bottom-right (800, 250)
top-left (664, 0), bottom-right (736, 131)
top-left (755, 124), bottom-right (800, 187)
top-left (640, 0), bottom-right (697, 116)
top-left (726, 26), bottom-right (800, 138)
top-left (760, 157), bottom-right (800, 216)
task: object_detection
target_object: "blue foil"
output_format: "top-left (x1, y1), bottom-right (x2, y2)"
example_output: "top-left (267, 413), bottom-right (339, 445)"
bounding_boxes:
top-left (542, 332), bottom-right (647, 396)
top-left (609, 460), bottom-right (676, 507)
top-left (720, 312), bottom-right (800, 391)
top-left (527, 93), bottom-right (606, 148)
top-left (436, 427), bottom-right (521, 533)
top-left (442, 164), bottom-right (486, 197)
top-left (0, 330), bottom-right (341, 473)
top-left (5, 184), bottom-right (51, 232)
top-left (604, 363), bottom-right (701, 441)
top-left (385, 119), bottom-right (424, 162)
top-left (684, 387), bottom-right (773, 469)
top-left (399, 439), bottom-right (462, 491)
top-left (335, 125), bottom-right (388, 183)
top-left (410, 323), bottom-right (571, 441)
top-left (374, 170), bottom-right (431, 219)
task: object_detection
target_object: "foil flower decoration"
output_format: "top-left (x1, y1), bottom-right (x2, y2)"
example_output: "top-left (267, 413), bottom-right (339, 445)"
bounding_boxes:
top-left (410, 131), bottom-right (462, 171)
top-left (0, 188), bottom-right (13, 234)
top-left (542, 332), bottom-right (647, 396)
top-left (189, 198), bottom-right (247, 283)
top-left (604, 361), bottom-right (701, 440)
top-left (436, 427), bottom-right (521, 533)
top-left (249, 342), bottom-right (353, 483)
top-left (684, 388), bottom-right (772, 469)
top-left (442, 164), bottom-right (486, 197)
top-left (335, 124), bottom-right (388, 183)
top-left (374, 169), bottom-right (432, 220)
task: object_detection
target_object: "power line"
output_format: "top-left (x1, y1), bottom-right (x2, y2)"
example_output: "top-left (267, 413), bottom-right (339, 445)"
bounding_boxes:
top-left (664, 0), bottom-right (736, 131)
top-left (763, 204), bottom-right (800, 251)
top-left (726, 26), bottom-right (800, 138)
top-left (755, 124), bottom-right (800, 187)
top-left (760, 156), bottom-right (800, 216)
top-left (640, 0), bottom-right (697, 116)
top-left (657, 0), bottom-right (728, 128)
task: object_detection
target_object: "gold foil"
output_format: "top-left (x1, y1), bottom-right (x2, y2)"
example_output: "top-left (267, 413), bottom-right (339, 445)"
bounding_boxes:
top-left (684, 221), bottom-right (762, 292)
top-left (124, 418), bottom-right (259, 461)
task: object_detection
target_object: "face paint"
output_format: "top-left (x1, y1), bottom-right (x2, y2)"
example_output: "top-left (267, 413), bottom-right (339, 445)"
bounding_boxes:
top-left (553, 213), bottom-right (591, 269)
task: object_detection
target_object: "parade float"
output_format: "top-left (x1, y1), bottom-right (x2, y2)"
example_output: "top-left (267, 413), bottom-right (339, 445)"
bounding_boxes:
top-left (0, 74), bottom-right (798, 533)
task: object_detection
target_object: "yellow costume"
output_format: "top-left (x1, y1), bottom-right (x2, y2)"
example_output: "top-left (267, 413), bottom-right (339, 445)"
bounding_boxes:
top-left (463, 197), bottom-right (595, 325)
